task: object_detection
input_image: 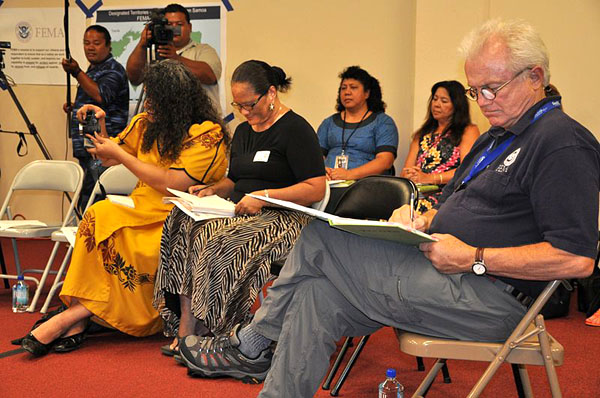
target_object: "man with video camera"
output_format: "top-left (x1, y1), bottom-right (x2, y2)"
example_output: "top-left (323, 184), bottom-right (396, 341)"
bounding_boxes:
top-left (126, 3), bottom-right (222, 112)
top-left (62, 24), bottom-right (129, 210)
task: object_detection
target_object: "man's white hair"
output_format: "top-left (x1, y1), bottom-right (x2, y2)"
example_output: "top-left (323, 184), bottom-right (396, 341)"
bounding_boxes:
top-left (459, 19), bottom-right (550, 85)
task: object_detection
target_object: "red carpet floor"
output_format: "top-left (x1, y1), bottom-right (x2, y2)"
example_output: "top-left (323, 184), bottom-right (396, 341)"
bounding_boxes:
top-left (1, 239), bottom-right (600, 397)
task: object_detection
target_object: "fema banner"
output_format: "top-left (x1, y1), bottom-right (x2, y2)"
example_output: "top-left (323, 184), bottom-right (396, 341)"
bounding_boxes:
top-left (0, 8), bottom-right (86, 85)
top-left (95, 3), bottom-right (226, 112)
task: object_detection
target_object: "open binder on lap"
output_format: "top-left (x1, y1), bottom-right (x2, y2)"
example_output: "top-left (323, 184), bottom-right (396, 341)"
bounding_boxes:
top-left (247, 194), bottom-right (437, 245)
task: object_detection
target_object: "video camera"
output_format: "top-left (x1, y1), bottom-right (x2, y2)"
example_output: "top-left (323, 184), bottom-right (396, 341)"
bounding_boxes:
top-left (0, 41), bottom-right (10, 70)
top-left (147, 10), bottom-right (181, 47)
top-left (78, 109), bottom-right (100, 148)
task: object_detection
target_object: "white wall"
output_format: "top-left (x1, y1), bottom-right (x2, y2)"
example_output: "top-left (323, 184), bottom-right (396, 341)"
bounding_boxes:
top-left (1, 0), bottom-right (599, 221)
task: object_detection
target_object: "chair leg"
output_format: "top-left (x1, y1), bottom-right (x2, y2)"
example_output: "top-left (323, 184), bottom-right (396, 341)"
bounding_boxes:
top-left (40, 246), bottom-right (73, 313)
top-left (412, 358), bottom-right (446, 398)
top-left (0, 242), bottom-right (9, 288)
top-left (511, 364), bottom-right (533, 398)
top-left (441, 362), bottom-right (452, 384)
top-left (27, 241), bottom-right (62, 312)
top-left (10, 237), bottom-right (22, 275)
top-left (535, 315), bottom-right (563, 398)
top-left (330, 335), bottom-right (370, 396)
top-left (416, 356), bottom-right (425, 371)
top-left (322, 337), bottom-right (353, 390)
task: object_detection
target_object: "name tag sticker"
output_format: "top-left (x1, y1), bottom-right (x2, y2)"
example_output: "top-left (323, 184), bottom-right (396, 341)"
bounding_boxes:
top-left (253, 151), bottom-right (270, 162)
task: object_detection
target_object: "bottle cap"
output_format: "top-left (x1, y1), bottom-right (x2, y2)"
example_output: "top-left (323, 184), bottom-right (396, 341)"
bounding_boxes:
top-left (17, 274), bottom-right (24, 281)
top-left (386, 368), bottom-right (396, 378)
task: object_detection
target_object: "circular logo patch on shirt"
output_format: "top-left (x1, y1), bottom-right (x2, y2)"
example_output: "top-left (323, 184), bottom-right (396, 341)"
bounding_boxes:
top-left (504, 148), bottom-right (521, 167)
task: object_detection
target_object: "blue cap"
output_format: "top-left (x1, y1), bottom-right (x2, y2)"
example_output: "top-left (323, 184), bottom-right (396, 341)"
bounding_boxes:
top-left (17, 274), bottom-right (24, 281)
top-left (386, 368), bottom-right (396, 378)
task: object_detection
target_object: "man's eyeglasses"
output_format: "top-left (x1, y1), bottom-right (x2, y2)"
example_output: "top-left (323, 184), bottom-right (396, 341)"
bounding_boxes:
top-left (466, 68), bottom-right (531, 101)
top-left (231, 92), bottom-right (266, 112)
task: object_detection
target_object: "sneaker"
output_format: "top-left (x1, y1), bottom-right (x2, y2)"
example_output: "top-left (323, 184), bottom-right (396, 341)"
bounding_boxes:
top-left (179, 324), bottom-right (272, 384)
top-left (585, 309), bottom-right (600, 327)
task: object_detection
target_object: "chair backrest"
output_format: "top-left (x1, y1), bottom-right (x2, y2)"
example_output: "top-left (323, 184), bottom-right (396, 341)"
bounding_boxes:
top-left (0, 160), bottom-right (84, 223)
top-left (83, 164), bottom-right (138, 210)
top-left (333, 175), bottom-right (418, 219)
top-left (11, 160), bottom-right (83, 192)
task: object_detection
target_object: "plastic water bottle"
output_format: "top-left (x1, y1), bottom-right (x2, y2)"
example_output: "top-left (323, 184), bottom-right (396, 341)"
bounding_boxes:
top-left (12, 275), bottom-right (29, 313)
top-left (378, 368), bottom-right (404, 398)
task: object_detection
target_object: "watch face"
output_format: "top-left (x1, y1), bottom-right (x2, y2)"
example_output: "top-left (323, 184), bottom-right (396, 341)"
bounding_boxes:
top-left (472, 262), bottom-right (486, 275)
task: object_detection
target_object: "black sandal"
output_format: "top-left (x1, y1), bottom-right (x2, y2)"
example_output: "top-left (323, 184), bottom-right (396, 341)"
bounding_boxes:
top-left (160, 335), bottom-right (182, 357)
top-left (53, 332), bottom-right (86, 353)
top-left (11, 305), bottom-right (67, 346)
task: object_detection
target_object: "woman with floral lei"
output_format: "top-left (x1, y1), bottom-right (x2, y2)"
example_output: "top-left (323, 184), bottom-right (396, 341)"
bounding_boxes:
top-left (402, 80), bottom-right (479, 212)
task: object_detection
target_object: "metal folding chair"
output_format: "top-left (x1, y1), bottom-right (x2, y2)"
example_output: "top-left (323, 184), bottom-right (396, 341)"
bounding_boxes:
top-left (397, 280), bottom-right (566, 398)
top-left (0, 160), bottom-right (84, 312)
top-left (39, 164), bottom-right (138, 313)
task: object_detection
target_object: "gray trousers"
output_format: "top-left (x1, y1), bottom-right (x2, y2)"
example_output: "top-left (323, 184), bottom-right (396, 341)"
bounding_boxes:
top-left (252, 220), bottom-right (527, 398)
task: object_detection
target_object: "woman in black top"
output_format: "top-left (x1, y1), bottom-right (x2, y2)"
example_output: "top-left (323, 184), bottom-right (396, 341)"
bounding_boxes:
top-left (153, 60), bottom-right (326, 357)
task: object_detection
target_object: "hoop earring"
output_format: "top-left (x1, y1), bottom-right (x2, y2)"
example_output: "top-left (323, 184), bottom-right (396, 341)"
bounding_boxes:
top-left (269, 102), bottom-right (275, 111)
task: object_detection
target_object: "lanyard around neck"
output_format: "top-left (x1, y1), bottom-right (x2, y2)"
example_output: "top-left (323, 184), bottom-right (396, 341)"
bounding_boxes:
top-left (460, 100), bottom-right (561, 188)
top-left (341, 109), bottom-right (369, 152)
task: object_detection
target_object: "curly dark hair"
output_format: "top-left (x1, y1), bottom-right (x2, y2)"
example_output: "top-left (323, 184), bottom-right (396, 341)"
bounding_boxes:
top-left (413, 80), bottom-right (472, 146)
top-left (335, 66), bottom-right (386, 113)
top-left (141, 60), bottom-right (228, 163)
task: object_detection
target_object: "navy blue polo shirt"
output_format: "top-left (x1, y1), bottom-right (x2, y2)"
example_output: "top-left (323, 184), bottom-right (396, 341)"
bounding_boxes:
top-left (70, 54), bottom-right (129, 157)
top-left (430, 96), bottom-right (600, 297)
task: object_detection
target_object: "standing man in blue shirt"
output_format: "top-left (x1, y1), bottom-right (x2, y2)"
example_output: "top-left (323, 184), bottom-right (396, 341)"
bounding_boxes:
top-left (62, 24), bottom-right (129, 209)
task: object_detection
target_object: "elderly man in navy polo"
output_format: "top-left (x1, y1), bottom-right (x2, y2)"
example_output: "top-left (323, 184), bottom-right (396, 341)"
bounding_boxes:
top-left (62, 24), bottom-right (129, 209)
top-left (176, 19), bottom-right (600, 398)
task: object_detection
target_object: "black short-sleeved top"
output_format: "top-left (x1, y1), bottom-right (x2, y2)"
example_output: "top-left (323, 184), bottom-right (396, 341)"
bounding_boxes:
top-left (431, 96), bottom-right (600, 297)
top-left (228, 110), bottom-right (326, 203)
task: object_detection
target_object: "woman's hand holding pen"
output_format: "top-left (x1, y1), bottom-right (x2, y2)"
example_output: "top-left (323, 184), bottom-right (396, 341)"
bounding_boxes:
top-left (188, 184), bottom-right (215, 197)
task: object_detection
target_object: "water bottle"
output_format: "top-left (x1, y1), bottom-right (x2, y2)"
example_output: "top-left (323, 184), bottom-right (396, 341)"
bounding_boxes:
top-left (378, 368), bottom-right (404, 398)
top-left (12, 275), bottom-right (29, 313)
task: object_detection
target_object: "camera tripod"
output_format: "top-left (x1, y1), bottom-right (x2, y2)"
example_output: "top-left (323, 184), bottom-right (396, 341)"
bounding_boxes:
top-left (0, 48), bottom-right (52, 160)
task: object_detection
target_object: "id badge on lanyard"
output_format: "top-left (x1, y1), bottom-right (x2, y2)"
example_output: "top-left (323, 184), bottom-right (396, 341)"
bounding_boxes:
top-left (335, 151), bottom-right (349, 169)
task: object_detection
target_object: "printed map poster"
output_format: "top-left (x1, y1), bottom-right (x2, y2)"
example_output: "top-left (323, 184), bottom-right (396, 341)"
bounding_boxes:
top-left (0, 8), bottom-right (86, 85)
top-left (95, 4), bottom-right (226, 114)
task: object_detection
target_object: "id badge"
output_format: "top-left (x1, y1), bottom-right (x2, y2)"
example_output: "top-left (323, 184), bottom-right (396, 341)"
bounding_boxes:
top-left (335, 154), bottom-right (349, 169)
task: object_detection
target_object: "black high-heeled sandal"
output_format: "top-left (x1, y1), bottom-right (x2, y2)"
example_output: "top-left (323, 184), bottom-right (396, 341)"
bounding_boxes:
top-left (21, 332), bottom-right (56, 357)
top-left (54, 332), bottom-right (86, 353)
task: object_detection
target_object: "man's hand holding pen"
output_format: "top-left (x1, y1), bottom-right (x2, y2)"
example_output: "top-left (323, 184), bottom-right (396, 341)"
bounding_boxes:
top-left (388, 204), bottom-right (428, 232)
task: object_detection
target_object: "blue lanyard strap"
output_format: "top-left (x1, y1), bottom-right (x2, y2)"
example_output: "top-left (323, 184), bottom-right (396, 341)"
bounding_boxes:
top-left (460, 100), bottom-right (561, 187)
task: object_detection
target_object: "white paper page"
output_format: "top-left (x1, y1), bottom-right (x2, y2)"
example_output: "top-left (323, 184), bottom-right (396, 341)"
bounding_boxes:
top-left (60, 227), bottom-right (78, 246)
top-left (167, 188), bottom-right (235, 215)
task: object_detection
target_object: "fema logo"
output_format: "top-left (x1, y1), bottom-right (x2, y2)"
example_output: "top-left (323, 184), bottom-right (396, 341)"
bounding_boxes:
top-left (15, 22), bottom-right (32, 43)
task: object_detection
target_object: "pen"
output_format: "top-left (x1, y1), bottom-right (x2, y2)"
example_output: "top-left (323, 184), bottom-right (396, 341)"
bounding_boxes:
top-left (192, 183), bottom-right (214, 195)
top-left (409, 191), bottom-right (415, 229)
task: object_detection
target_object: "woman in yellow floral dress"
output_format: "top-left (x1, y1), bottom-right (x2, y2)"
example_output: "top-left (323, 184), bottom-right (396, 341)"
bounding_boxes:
top-left (401, 80), bottom-right (480, 213)
top-left (21, 60), bottom-right (228, 357)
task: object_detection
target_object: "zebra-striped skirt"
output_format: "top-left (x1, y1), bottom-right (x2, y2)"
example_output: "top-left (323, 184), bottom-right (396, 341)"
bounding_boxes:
top-left (153, 206), bottom-right (313, 336)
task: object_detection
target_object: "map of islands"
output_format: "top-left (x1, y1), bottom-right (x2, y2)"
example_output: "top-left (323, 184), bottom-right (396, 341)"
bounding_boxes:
top-left (111, 30), bottom-right (141, 58)
top-left (111, 29), bottom-right (203, 59)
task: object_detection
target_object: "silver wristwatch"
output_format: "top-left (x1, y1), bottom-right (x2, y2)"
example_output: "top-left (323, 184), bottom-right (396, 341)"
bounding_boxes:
top-left (472, 247), bottom-right (487, 276)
